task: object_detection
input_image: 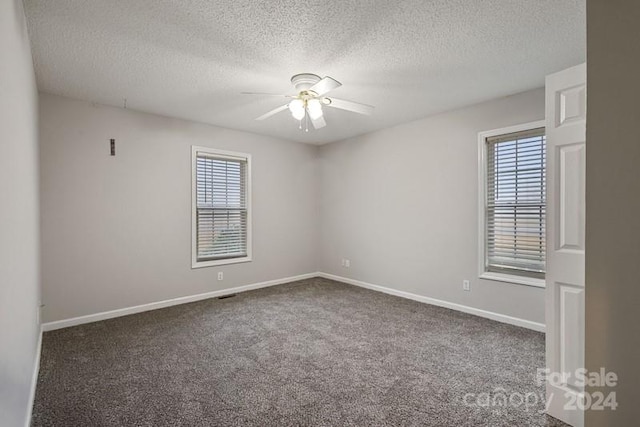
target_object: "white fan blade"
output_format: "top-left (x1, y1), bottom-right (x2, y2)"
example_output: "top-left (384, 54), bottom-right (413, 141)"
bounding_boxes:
top-left (242, 92), bottom-right (294, 98)
top-left (311, 115), bottom-right (326, 129)
top-left (326, 97), bottom-right (374, 115)
top-left (309, 76), bottom-right (342, 96)
top-left (256, 104), bottom-right (289, 121)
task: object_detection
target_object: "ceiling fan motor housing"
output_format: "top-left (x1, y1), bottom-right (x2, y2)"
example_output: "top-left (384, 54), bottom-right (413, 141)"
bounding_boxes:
top-left (291, 73), bottom-right (321, 93)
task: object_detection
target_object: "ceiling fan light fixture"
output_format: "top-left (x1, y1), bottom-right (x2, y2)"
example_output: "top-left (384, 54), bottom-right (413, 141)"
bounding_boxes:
top-left (247, 74), bottom-right (373, 129)
top-left (307, 98), bottom-right (323, 120)
top-left (289, 99), bottom-right (305, 120)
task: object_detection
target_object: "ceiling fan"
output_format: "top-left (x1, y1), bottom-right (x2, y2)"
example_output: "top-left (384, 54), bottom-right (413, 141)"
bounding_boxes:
top-left (243, 73), bottom-right (374, 131)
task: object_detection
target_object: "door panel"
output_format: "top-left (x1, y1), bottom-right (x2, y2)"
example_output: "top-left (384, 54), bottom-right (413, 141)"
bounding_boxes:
top-left (545, 62), bottom-right (586, 427)
top-left (558, 143), bottom-right (586, 251)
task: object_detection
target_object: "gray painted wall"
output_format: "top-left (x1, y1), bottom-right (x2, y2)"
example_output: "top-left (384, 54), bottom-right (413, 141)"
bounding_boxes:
top-left (39, 93), bottom-right (319, 322)
top-left (40, 88), bottom-right (549, 328)
top-left (318, 89), bottom-right (546, 324)
top-left (585, 1), bottom-right (640, 425)
top-left (0, 1), bottom-right (41, 425)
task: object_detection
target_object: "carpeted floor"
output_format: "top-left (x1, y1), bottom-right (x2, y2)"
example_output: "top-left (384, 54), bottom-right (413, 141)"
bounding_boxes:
top-left (32, 277), bottom-right (567, 426)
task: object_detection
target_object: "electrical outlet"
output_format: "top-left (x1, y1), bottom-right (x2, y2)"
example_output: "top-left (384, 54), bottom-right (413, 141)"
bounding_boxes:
top-left (463, 280), bottom-right (471, 291)
top-left (341, 258), bottom-right (346, 267)
top-left (217, 272), bottom-right (224, 281)
top-left (345, 259), bottom-right (351, 268)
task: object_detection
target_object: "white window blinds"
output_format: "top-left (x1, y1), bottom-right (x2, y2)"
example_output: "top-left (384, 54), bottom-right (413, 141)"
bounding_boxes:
top-left (485, 128), bottom-right (546, 277)
top-left (195, 152), bottom-right (248, 262)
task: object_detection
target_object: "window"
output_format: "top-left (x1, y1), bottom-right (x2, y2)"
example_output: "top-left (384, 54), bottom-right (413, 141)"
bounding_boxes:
top-left (478, 121), bottom-right (546, 287)
top-left (192, 146), bottom-right (251, 268)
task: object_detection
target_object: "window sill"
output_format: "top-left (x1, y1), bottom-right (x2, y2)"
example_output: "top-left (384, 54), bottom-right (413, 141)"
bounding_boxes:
top-left (192, 256), bottom-right (252, 269)
top-left (479, 272), bottom-right (546, 288)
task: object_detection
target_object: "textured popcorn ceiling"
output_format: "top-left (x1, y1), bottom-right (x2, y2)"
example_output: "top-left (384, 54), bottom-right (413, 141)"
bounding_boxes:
top-left (24, 0), bottom-right (585, 144)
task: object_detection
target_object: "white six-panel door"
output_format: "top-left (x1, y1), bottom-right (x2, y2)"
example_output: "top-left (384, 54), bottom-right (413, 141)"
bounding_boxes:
top-left (545, 63), bottom-right (587, 427)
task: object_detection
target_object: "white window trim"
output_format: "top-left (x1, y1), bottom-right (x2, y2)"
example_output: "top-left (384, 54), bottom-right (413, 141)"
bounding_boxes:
top-left (477, 120), bottom-right (546, 288)
top-left (191, 146), bottom-right (252, 269)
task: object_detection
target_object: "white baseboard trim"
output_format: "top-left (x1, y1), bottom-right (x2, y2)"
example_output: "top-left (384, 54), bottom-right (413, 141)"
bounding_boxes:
top-left (40, 271), bottom-right (544, 333)
top-left (318, 272), bottom-right (546, 332)
top-left (26, 325), bottom-right (43, 427)
top-left (42, 272), bottom-right (319, 332)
